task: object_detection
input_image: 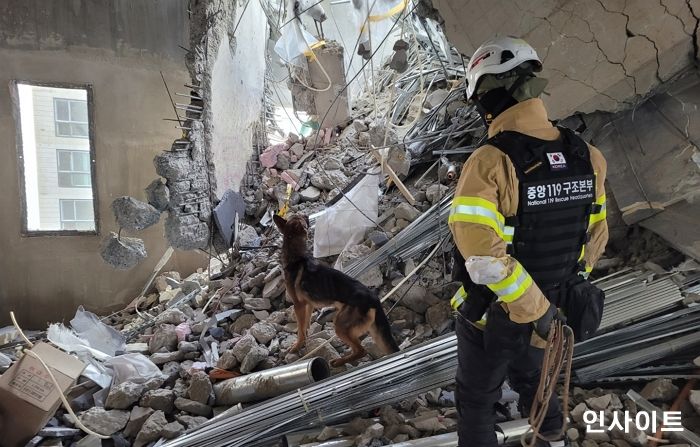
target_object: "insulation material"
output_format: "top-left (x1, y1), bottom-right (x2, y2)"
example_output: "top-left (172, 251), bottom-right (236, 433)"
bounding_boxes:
top-left (274, 19), bottom-right (322, 67)
top-left (70, 306), bottom-right (126, 357)
top-left (104, 353), bottom-right (163, 387)
top-left (313, 172), bottom-right (379, 258)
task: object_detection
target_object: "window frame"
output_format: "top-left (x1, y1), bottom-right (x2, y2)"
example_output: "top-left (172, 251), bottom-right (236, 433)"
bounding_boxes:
top-left (59, 199), bottom-right (96, 231)
top-left (11, 80), bottom-right (100, 237)
top-left (56, 149), bottom-right (92, 188)
top-left (53, 97), bottom-right (89, 138)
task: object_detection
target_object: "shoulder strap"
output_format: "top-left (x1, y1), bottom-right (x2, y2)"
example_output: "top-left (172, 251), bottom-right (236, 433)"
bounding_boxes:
top-left (487, 128), bottom-right (592, 178)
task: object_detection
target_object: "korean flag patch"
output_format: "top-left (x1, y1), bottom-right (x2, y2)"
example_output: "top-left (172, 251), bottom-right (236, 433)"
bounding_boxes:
top-left (546, 152), bottom-right (567, 170)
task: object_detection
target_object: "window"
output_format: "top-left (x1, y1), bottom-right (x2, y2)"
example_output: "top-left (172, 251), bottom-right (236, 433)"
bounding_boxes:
top-left (13, 81), bottom-right (98, 234)
top-left (60, 199), bottom-right (95, 231)
top-left (57, 150), bottom-right (91, 187)
top-left (54, 98), bottom-right (89, 138)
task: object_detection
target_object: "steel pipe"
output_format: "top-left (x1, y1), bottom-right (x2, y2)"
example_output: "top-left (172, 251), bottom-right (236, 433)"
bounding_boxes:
top-left (497, 418), bottom-right (533, 445)
top-left (290, 419), bottom-right (532, 447)
top-left (370, 418), bottom-right (530, 446)
top-left (214, 357), bottom-right (331, 405)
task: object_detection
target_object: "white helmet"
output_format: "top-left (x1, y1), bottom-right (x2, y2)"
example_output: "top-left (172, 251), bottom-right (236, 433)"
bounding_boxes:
top-left (465, 36), bottom-right (542, 100)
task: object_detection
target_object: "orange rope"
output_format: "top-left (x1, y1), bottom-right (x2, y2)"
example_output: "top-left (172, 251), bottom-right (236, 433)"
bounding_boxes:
top-left (522, 321), bottom-right (575, 446)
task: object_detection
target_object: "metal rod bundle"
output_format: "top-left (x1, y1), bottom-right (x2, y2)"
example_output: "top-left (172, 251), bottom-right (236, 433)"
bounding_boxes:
top-left (573, 304), bottom-right (700, 383)
top-left (343, 192), bottom-right (454, 278)
top-left (598, 275), bottom-right (683, 329)
top-left (574, 331), bottom-right (700, 383)
top-left (162, 333), bottom-right (460, 447)
top-left (162, 265), bottom-right (697, 445)
top-left (289, 419), bottom-right (531, 447)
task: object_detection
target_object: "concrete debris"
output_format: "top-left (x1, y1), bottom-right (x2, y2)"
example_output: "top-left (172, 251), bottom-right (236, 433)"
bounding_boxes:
top-left (240, 344), bottom-right (269, 373)
top-left (317, 425), bottom-right (343, 441)
top-left (111, 196), bottom-right (161, 231)
top-left (78, 408), bottom-right (129, 436)
top-left (310, 170), bottom-right (349, 191)
top-left (164, 214), bottom-right (209, 250)
top-left (123, 407), bottom-right (153, 438)
top-left (249, 321), bottom-right (277, 344)
top-left (145, 178), bottom-right (171, 212)
top-left (300, 185), bottom-right (321, 202)
top-left (262, 275), bottom-right (285, 299)
top-left (425, 184), bottom-right (448, 205)
top-left (26, 10), bottom-right (700, 447)
top-left (174, 397), bottom-right (213, 417)
top-left (133, 410), bottom-right (168, 447)
top-left (175, 414), bottom-right (209, 430)
top-left (394, 203), bottom-right (421, 222)
top-left (139, 388), bottom-right (176, 413)
top-left (100, 232), bottom-right (147, 270)
top-left (154, 152), bottom-right (194, 181)
top-left (105, 381), bottom-right (146, 410)
top-left (639, 378), bottom-right (679, 403)
top-left (149, 324), bottom-right (178, 354)
top-left (238, 223), bottom-right (260, 247)
top-left (186, 371), bottom-right (214, 405)
top-left (161, 421), bottom-right (185, 439)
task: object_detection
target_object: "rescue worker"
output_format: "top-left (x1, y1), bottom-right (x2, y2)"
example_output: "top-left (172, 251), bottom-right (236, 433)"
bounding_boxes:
top-left (448, 37), bottom-right (608, 447)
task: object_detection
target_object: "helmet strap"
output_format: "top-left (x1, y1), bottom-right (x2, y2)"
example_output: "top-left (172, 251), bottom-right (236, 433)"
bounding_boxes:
top-left (474, 73), bottom-right (530, 127)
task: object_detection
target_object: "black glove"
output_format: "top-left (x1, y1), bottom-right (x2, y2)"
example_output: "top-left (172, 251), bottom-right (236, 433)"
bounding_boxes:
top-left (533, 302), bottom-right (566, 340)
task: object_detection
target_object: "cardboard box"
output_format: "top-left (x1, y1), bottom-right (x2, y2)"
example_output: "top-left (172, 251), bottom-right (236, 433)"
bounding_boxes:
top-left (0, 342), bottom-right (84, 447)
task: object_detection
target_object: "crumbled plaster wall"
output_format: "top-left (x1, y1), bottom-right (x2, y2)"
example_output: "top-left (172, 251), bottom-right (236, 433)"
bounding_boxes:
top-left (430, 0), bottom-right (700, 118)
top-left (152, 0), bottom-right (269, 251)
top-left (0, 0), bottom-right (210, 327)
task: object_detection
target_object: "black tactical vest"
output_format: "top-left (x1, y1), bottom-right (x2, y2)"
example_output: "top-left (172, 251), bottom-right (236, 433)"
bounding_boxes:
top-left (488, 127), bottom-right (596, 287)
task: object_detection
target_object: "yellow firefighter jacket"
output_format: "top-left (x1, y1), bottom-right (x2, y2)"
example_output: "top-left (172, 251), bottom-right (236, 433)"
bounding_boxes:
top-left (448, 98), bottom-right (608, 327)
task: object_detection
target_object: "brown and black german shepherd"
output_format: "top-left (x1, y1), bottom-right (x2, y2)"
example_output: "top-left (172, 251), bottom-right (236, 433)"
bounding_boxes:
top-left (274, 213), bottom-right (399, 367)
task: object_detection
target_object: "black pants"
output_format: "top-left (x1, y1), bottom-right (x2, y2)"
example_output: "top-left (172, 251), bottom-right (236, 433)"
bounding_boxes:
top-left (455, 313), bottom-right (562, 447)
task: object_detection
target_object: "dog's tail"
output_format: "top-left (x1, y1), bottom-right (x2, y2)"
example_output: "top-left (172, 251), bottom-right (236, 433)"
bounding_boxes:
top-left (369, 301), bottom-right (400, 354)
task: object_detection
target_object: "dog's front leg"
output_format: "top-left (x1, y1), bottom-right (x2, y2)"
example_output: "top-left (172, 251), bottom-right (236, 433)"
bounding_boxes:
top-left (290, 302), bottom-right (308, 353)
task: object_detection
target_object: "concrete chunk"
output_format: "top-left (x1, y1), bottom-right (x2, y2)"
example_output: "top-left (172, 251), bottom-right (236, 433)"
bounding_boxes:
top-left (112, 196), bottom-right (161, 231)
top-left (105, 381), bottom-right (145, 410)
top-left (134, 410), bottom-right (168, 447)
top-left (79, 408), bottom-right (129, 436)
top-left (100, 232), bottom-right (147, 270)
top-left (145, 179), bottom-right (170, 211)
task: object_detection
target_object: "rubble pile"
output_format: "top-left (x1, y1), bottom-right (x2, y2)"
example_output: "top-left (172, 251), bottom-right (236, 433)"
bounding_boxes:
top-left (4, 15), bottom-right (700, 447)
top-left (562, 380), bottom-right (700, 447)
top-left (8, 118), bottom-right (700, 444)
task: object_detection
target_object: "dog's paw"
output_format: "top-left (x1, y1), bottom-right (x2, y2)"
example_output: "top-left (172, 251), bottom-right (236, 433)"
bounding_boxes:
top-left (289, 342), bottom-right (302, 353)
top-left (330, 358), bottom-right (345, 368)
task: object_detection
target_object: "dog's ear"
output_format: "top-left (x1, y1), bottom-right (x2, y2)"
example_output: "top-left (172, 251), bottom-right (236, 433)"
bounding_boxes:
top-left (303, 214), bottom-right (310, 227)
top-left (273, 214), bottom-right (287, 232)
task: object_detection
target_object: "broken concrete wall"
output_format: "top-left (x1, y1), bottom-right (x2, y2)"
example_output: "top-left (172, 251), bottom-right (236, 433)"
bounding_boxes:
top-left (0, 0), bottom-right (207, 328)
top-left (581, 68), bottom-right (700, 260)
top-left (431, 0), bottom-right (700, 118)
top-left (208, 3), bottom-right (268, 195)
top-left (153, 0), bottom-right (269, 251)
top-left (291, 41), bottom-right (352, 128)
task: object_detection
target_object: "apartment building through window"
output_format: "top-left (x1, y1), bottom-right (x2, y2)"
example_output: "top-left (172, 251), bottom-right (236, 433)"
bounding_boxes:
top-left (13, 82), bottom-right (98, 234)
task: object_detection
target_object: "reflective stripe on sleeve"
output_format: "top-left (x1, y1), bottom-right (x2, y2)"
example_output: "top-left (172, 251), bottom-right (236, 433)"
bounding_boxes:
top-left (487, 262), bottom-right (533, 303)
top-left (589, 194), bottom-right (607, 226)
top-left (450, 286), bottom-right (467, 310)
top-left (449, 196), bottom-right (514, 243)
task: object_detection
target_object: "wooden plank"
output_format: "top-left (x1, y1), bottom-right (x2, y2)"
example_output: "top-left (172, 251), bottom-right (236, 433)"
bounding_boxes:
top-left (371, 148), bottom-right (416, 205)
